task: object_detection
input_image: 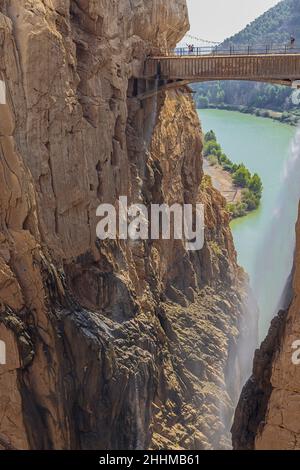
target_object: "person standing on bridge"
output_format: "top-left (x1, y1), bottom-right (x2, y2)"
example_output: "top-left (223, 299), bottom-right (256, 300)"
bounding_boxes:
top-left (187, 44), bottom-right (195, 55)
top-left (290, 35), bottom-right (296, 48)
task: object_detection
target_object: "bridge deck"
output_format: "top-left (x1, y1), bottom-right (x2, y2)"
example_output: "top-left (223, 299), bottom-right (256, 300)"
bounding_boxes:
top-left (143, 54), bottom-right (300, 86)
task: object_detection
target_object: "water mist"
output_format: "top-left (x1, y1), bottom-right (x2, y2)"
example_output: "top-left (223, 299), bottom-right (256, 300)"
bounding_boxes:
top-left (253, 125), bottom-right (300, 340)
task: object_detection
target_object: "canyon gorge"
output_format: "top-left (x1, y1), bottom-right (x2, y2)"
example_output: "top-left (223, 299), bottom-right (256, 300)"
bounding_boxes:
top-left (0, 0), bottom-right (299, 451)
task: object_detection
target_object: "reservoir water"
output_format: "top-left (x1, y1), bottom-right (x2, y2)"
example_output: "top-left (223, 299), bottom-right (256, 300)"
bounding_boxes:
top-left (198, 109), bottom-right (297, 338)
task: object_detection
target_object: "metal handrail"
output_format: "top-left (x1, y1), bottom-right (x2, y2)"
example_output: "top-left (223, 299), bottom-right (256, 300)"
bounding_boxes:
top-left (155, 45), bottom-right (300, 57)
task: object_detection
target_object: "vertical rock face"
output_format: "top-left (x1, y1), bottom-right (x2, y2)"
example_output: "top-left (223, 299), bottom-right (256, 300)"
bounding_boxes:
top-left (233, 206), bottom-right (300, 450)
top-left (0, 0), bottom-right (255, 450)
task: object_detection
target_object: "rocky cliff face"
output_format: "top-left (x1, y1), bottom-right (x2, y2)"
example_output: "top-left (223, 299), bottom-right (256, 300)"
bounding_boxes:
top-left (233, 206), bottom-right (300, 450)
top-left (0, 0), bottom-right (255, 450)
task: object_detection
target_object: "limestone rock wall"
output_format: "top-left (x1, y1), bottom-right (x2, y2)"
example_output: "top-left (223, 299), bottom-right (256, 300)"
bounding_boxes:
top-left (0, 0), bottom-right (254, 450)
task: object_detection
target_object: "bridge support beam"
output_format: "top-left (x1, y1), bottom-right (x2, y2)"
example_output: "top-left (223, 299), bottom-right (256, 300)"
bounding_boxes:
top-left (136, 80), bottom-right (193, 101)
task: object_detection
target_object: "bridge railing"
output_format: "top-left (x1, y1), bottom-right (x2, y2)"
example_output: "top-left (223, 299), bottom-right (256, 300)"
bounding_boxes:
top-left (154, 45), bottom-right (300, 57)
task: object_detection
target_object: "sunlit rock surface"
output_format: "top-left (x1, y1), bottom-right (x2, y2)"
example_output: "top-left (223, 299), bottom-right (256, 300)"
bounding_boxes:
top-left (0, 0), bottom-right (255, 449)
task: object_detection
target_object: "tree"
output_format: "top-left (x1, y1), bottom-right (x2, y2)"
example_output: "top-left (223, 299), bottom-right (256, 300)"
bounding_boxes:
top-left (205, 130), bottom-right (216, 142)
top-left (249, 173), bottom-right (263, 196)
top-left (232, 165), bottom-right (251, 187)
top-left (242, 189), bottom-right (260, 211)
top-left (197, 96), bottom-right (209, 109)
top-left (204, 140), bottom-right (222, 158)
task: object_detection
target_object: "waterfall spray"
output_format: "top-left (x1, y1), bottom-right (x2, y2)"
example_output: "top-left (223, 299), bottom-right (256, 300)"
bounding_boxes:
top-left (253, 125), bottom-right (300, 339)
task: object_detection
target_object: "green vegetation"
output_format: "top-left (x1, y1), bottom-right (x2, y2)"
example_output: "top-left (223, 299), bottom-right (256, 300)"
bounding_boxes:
top-left (193, 0), bottom-right (300, 123)
top-left (204, 131), bottom-right (263, 219)
top-left (194, 81), bottom-right (296, 114)
top-left (223, 0), bottom-right (300, 47)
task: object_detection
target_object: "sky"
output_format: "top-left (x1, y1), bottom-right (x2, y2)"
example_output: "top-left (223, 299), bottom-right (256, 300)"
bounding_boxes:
top-left (183, 0), bottom-right (282, 44)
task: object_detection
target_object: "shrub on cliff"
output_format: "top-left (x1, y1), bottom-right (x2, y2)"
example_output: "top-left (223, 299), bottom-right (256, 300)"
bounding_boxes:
top-left (227, 202), bottom-right (248, 218)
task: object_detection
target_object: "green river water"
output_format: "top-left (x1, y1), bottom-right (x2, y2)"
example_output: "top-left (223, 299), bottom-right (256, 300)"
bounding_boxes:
top-left (198, 109), bottom-right (297, 338)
